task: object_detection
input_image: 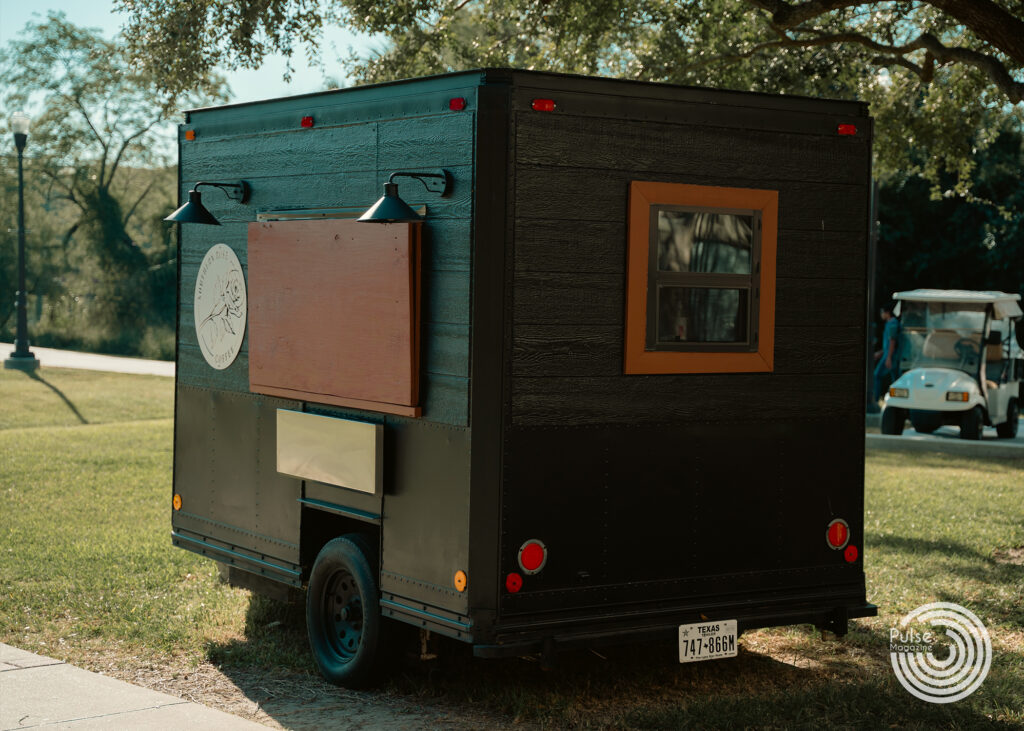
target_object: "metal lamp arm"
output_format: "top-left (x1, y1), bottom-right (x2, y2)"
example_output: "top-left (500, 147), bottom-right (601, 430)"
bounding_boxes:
top-left (387, 170), bottom-right (452, 197)
top-left (193, 180), bottom-right (251, 203)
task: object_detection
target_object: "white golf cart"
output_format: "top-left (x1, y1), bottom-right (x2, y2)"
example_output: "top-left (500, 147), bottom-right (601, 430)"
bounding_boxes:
top-left (881, 289), bottom-right (1023, 440)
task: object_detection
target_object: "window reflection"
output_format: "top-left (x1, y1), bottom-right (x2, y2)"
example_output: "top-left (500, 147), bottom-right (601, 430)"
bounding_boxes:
top-left (657, 211), bottom-right (752, 275)
top-left (658, 287), bottom-right (748, 343)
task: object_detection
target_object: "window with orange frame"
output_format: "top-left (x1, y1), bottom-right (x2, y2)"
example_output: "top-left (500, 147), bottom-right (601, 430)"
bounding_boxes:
top-left (624, 181), bottom-right (778, 374)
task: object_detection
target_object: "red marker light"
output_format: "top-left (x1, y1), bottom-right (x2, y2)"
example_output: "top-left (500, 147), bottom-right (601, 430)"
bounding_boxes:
top-left (844, 545), bottom-right (859, 563)
top-left (837, 123), bottom-right (857, 136)
top-left (826, 519), bottom-right (850, 550)
top-left (301, 116), bottom-right (315, 128)
top-left (505, 572), bottom-right (523, 593)
top-left (518, 539), bottom-right (548, 574)
top-left (449, 97), bottom-right (467, 111)
top-left (532, 98), bottom-right (556, 112)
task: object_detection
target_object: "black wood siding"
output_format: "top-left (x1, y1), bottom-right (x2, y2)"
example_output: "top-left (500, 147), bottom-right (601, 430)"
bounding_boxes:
top-left (509, 108), bottom-right (871, 427)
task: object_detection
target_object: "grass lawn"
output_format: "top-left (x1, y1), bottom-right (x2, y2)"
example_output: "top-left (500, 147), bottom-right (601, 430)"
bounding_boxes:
top-left (1, 367), bottom-right (1021, 728)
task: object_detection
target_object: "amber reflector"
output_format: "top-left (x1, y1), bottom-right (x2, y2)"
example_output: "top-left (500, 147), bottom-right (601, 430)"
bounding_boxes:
top-left (172, 494), bottom-right (182, 510)
top-left (454, 570), bottom-right (467, 592)
top-left (185, 130), bottom-right (196, 141)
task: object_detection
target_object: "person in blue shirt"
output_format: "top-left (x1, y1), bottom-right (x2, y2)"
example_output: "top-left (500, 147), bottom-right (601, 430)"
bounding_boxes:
top-left (874, 303), bottom-right (901, 402)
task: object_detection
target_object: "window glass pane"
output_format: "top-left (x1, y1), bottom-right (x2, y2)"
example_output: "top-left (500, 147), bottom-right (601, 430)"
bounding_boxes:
top-left (657, 287), bottom-right (749, 343)
top-left (657, 211), bottom-right (752, 274)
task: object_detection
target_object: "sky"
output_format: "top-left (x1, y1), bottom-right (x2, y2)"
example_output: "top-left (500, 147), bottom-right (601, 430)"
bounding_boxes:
top-left (0, 0), bottom-right (378, 104)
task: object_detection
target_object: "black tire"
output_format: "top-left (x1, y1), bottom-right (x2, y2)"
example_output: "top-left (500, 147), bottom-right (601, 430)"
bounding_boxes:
top-left (909, 410), bottom-right (943, 434)
top-left (996, 399), bottom-right (1019, 439)
top-left (959, 406), bottom-right (984, 440)
top-left (306, 535), bottom-right (390, 688)
top-left (881, 407), bottom-right (906, 435)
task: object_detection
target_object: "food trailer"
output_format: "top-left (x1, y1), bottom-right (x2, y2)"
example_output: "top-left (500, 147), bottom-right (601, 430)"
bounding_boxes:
top-left (169, 68), bottom-right (877, 686)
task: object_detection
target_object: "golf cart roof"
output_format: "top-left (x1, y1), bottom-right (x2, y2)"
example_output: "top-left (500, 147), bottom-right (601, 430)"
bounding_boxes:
top-left (894, 289), bottom-right (1023, 319)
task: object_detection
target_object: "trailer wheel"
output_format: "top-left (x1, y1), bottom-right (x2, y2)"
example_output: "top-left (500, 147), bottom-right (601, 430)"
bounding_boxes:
top-left (306, 535), bottom-right (388, 688)
top-left (959, 406), bottom-right (984, 440)
top-left (995, 399), bottom-right (1019, 439)
top-left (880, 407), bottom-right (906, 435)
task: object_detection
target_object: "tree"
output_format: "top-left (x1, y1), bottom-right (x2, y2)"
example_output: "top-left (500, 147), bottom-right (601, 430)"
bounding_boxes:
top-left (877, 127), bottom-right (1024, 300)
top-left (117, 0), bottom-right (1023, 193)
top-left (0, 13), bottom-right (227, 348)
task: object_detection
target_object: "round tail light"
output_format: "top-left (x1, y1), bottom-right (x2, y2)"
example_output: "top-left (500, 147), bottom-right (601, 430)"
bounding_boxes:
top-left (518, 539), bottom-right (548, 574)
top-left (826, 519), bottom-right (850, 549)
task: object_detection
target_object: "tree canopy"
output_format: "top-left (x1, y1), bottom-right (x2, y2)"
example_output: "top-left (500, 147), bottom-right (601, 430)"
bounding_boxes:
top-left (117, 0), bottom-right (1024, 193)
top-left (1, 13), bottom-right (227, 352)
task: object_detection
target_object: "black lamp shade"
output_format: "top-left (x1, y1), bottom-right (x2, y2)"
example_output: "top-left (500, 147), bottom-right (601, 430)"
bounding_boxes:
top-left (357, 183), bottom-right (422, 223)
top-left (165, 190), bottom-right (221, 225)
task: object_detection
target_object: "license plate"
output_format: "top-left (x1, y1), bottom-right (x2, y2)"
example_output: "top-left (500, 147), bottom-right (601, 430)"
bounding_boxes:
top-left (678, 619), bottom-right (738, 663)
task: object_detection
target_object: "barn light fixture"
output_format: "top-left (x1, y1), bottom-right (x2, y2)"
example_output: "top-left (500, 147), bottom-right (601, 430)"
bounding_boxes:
top-left (165, 181), bottom-right (251, 226)
top-left (357, 170), bottom-right (452, 223)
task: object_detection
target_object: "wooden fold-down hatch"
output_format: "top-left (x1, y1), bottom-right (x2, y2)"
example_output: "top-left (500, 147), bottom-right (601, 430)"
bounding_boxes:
top-left (247, 218), bottom-right (421, 417)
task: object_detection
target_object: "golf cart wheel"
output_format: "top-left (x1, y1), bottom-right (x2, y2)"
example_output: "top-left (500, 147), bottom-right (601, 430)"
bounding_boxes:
top-left (960, 406), bottom-right (984, 440)
top-left (880, 407), bottom-right (906, 435)
top-left (996, 399), bottom-right (1019, 439)
top-left (306, 535), bottom-right (388, 688)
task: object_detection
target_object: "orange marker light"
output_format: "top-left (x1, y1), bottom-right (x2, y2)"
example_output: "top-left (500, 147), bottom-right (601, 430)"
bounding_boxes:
top-left (454, 570), bottom-right (468, 592)
top-left (172, 494), bottom-right (182, 510)
top-left (184, 130), bottom-right (196, 141)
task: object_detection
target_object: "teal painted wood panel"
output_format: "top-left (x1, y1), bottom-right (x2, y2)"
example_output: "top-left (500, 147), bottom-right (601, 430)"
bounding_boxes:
top-left (181, 123), bottom-right (378, 181)
top-left (424, 323), bottom-right (470, 378)
top-left (176, 108), bottom-right (475, 426)
top-left (377, 114), bottom-right (474, 170)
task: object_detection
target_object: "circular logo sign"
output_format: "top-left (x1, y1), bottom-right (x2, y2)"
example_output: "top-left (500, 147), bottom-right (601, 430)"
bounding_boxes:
top-left (194, 244), bottom-right (246, 370)
top-left (889, 601), bottom-right (992, 704)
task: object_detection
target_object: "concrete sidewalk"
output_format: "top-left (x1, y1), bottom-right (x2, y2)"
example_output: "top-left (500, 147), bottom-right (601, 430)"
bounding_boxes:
top-left (1, 343), bottom-right (174, 378)
top-left (0, 644), bottom-right (262, 730)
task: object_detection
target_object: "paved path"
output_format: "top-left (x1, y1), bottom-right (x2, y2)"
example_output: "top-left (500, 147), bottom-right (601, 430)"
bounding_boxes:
top-left (0, 644), bottom-right (262, 730)
top-left (0, 343), bottom-right (173, 378)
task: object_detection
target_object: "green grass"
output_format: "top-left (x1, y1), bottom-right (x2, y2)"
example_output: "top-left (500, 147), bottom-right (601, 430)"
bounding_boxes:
top-left (0, 368), bottom-right (172, 429)
top-left (1, 367), bottom-right (1022, 728)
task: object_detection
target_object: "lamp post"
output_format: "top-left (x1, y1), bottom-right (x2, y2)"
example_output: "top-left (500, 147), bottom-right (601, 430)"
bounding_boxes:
top-left (4, 111), bottom-right (39, 371)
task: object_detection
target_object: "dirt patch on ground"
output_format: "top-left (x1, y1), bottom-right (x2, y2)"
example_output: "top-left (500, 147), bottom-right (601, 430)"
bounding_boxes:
top-left (993, 546), bottom-right (1024, 565)
top-left (93, 655), bottom-right (521, 730)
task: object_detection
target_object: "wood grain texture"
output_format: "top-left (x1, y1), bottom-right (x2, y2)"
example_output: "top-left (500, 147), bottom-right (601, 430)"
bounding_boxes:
top-left (247, 219), bottom-right (420, 410)
top-left (516, 114), bottom-right (870, 185)
top-left (181, 124), bottom-right (378, 181)
top-left (510, 373), bottom-right (861, 426)
top-left (515, 165), bottom-right (868, 233)
top-left (513, 221), bottom-right (865, 280)
top-left (511, 325), bottom-right (864, 377)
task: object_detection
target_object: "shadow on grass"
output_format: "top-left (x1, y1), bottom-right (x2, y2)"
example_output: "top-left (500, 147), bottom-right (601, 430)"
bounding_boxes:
top-left (22, 370), bottom-right (88, 424)
top-left (199, 592), bottom-right (1020, 729)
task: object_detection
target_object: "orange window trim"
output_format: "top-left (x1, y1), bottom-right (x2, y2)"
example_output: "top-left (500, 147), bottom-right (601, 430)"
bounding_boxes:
top-left (624, 181), bottom-right (778, 375)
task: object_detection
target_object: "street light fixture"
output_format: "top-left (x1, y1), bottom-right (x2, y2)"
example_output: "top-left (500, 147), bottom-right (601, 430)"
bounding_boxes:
top-left (4, 111), bottom-right (39, 372)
